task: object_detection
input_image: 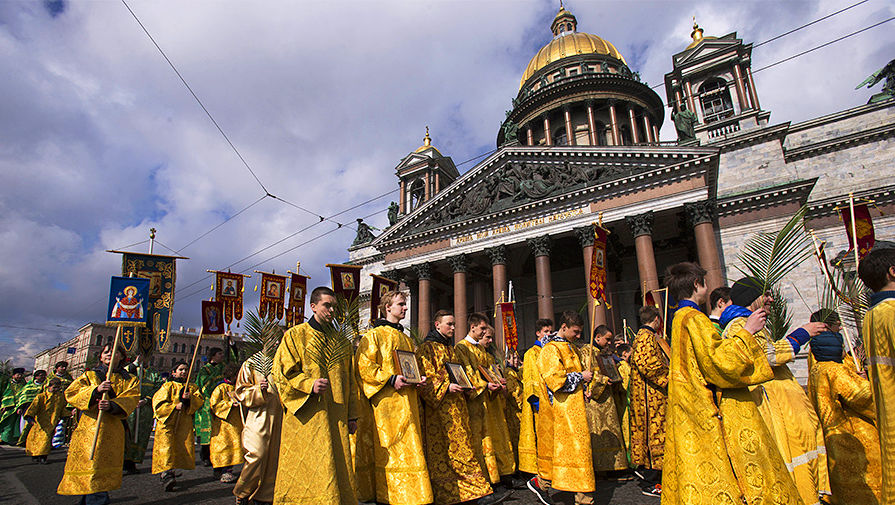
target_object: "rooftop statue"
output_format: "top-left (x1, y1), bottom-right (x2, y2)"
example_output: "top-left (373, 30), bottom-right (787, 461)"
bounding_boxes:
top-left (500, 117), bottom-right (519, 146)
top-left (856, 58), bottom-right (895, 103)
top-left (387, 201), bottom-right (399, 226)
top-left (352, 218), bottom-right (376, 247)
top-left (672, 108), bottom-right (698, 142)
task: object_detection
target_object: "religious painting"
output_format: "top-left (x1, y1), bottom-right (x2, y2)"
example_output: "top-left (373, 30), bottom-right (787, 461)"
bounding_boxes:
top-left (215, 271), bottom-right (245, 329)
top-left (202, 300), bottom-right (225, 336)
top-left (259, 272), bottom-right (287, 320)
top-left (286, 273), bottom-right (309, 327)
top-left (341, 272), bottom-right (356, 290)
top-left (446, 362), bottom-right (473, 389)
top-left (107, 276), bottom-right (150, 326)
top-left (597, 354), bottom-right (622, 383)
top-left (221, 279), bottom-right (238, 298)
top-left (327, 263), bottom-right (362, 301)
top-left (370, 274), bottom-right (399, 322)
top-left (266, 279), bottom-right (282, 298)
top-left (478, 364), bottom-right (500, 383)
top-left (393, 349), bottom-right (421, 384)
top-left (490, 363), bottom-right (504, 381)
top-left (137, 270), bottom-right (163, 297)
top-left (593, 248), bottom-right (605, 269)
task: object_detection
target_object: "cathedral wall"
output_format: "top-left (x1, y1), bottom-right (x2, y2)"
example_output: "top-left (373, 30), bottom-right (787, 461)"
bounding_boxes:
top-left (716, 136), bottom-right (788, 196)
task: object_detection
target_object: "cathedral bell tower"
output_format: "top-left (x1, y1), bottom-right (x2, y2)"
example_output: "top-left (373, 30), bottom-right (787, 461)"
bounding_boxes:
top-left (664, 21), bottom-right (769, 144)
top-left (395, 127), bottom-right (460, 215)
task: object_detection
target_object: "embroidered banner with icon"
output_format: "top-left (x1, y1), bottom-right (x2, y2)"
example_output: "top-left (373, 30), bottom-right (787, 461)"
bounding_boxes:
top-left (201, 300), bottom-right (225, 336)
top-left (839, 202), bottom-right (875, 260)
top-left (589, 226), bottom-right (610, 307)
top-left (327, 263), bottom-right (363, 302)
top-left (107, 276), bottom-right (150, 327)
top-left (215, 271), bottom-right (245, 330)
top-left (286, 273), bottom-right (309, 327)
top-left (370, 274), bottom-right (399, 321)
top-left (119, 252), bottom-right (181, 353)
top-left (498, 302), bottom-right (519, 350)
top-left (258, 272), bottom-right (287, 320)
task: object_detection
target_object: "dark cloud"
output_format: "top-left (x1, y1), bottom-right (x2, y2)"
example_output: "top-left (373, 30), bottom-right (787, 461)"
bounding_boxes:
top-left (44, 1), bottom-right (66, 18)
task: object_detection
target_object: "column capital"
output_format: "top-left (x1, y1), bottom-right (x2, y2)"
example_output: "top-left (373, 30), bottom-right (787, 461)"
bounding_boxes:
top-left (684, 199), bottom-right (716, 226)
top-left (626, 211), bottom-right (654, 238)
top-left (485, 245), bottom-right (508, 266)
top-left (381, 269), bottom-right (403, 283)
top-left (412, 263), bottom-right (431, 280)
top-left (527, 235), bottom-right (552, 257)
top-left (447, 254), bottom-right (468, 273)
top-left (574, 225), bottom-right (596, 247)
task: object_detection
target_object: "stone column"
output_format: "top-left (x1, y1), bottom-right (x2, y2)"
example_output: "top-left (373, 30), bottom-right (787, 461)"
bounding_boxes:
top-left (486, 245), bottom-right (508, 305)
top-left (642, 115), bottom-right (653, 143)
top-left (628, 108), bottom-right (640, 143)
top-left (399, 180), bottom-right (406, 214)
top-left (543, 114), bottom-right (553, 146)
top-left (684, 81), bottom-right (696, 114)
top-left (652, 125), bottom-right (660, 143)
top-left (746, 67), bottom-right (760, 110)
top-left (608, 101), bottom-right (621, 146)
top-left (685, 200), bottom-right (724, 293)
top-left (448, 254), bottom-right (468, 341)
top-left (575, 225), bottom-right (607, 329)
top-left (473, 280), bottom-right (487, 313)
top-left (674, 89), bottom-right (683, 113)
top-left (586, 101), bottom-right (597, 146)
top-left (563, 106), bottom-right (575, 146)
top-left (527, 236), bottom-right (554, 319)
top-left (626, 211), bottom-right (659, 293)
top-left (413, 263), bottom-right (432, 336)
top-left (733, 63), bottom-right (749, 111)
top-left (527, 125), bottom-right (534, 146)
top-left (424, 172), bottom-right (431, 201)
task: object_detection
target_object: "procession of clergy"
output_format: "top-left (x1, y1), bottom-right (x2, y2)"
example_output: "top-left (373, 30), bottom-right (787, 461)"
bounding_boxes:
top-left (3, 247), bottom-right (894, 505)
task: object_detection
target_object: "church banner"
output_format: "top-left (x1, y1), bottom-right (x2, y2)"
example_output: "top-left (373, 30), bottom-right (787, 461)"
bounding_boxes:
top-left (286, 273), bottom-right (309, 327)
top-left (588, 225), bottom-right (609, 306)
top-left (370, 274), bottom-right (399, 322)
top-left (119, 252), bottom-right (182, 353)
top-left (107, 276), bottom-right (150, 327)
top-left (498, 302), bottom-right (519, 350)
top-left (258, 272), bottom-right (287, 320)
top-left (201, 300), bottom-right (225, 336)
top-left (215, 271), bottom-right (245, 330)
top-left (327, 264), bottom-right (363, 302)
top-left (839, 202), bottom-right (875, 260)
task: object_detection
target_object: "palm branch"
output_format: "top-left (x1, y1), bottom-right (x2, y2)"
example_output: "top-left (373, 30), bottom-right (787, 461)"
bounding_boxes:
top-left (764, 285), bottom-right (793, 341)
top-left (406, 326), bottom-right (424, 348)
top-left (734, 206), bottom-right (812, 294)
top-left (242, 309), bottom-right (284, 377)
top-left (307, 295), bottom-right (363, 375)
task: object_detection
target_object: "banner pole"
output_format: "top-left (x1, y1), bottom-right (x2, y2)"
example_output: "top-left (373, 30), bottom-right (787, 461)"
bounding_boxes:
top-left (90, 324), bottom-right (123, 460)
top-left (174, 329), bottom-right (204, 433)
top-left (849, 193), bottom-right (861, 270)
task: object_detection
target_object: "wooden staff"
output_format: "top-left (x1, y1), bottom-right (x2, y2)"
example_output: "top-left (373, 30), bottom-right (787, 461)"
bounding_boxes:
top-left (174, 329), bottom-right (204, 432)
top-left (622, 318), bottom-right (628, 343)
top-left (89, 324), bottom-right (123, 460)
top-left (849, 193), bottom-right (861, 272)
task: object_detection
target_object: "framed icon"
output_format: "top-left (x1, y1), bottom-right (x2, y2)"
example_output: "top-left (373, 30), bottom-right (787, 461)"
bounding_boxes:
top-left (478, 364), bottom-right (500, 383)
top-left (597, 354), bottom-right (622, 383)
top-left (445, 362), bottom-right (473, 389)
top-left (393, 349), bottom-right (422, 384)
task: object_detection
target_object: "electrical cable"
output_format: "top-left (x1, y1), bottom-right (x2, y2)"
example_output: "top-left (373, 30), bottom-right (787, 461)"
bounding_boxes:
top-left (176, 194), bottom-right (267, 253)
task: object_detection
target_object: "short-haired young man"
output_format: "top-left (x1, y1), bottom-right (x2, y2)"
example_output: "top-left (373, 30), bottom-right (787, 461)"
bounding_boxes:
top-left (858, 247), bottom-right (895, 501)
top-left (581, 325), bottom-right (626, 476)
top-left (529, 311), bottom-right (595, 505)
top-left (708, 286), bottom-right (732, 334)
top-left (661, 262), bottom-right (801, 504)
top-left (629, 305), bottom-right (668, 496)
top-left (519, 318), bottom-right (553, 477)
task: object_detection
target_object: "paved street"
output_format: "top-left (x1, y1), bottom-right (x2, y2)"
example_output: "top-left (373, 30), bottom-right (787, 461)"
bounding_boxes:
top-left (0, 444), bottom-right (659, 504)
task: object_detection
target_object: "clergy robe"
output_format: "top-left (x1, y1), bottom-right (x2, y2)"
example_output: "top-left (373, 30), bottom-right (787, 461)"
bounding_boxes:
top-left (151, 380), bottom-right (204, 473)
top-left (518, 342), bottom-right (543, 474)
top-left (537, 336), bottom-right (595, 493)
top-left (662, 305), bottom-right (802, 505)
top-left (195, 361), bottom-right (224, 445)
top-left (417, 334), bottom-right (492, 505)
top-left (862, 291), bottom-right (895, 504)
top-left (505, 365), bottom-right (524, 461)
top-left (809, 360), bottom-right (882, 504)
top-left (0, 378), bottom-right (24, 444)
top-left (16, 378), bottom-right (47, 445)
top-left (233, 360), bottom-right (282, 504)
top-left (350, 365), bottom-right (377, 503)
top-left (273, 319), bottom-right (358, 505)
top-left (209, 381), bottom-right (245, 468)
top-left (629, 326), bottom-right (668, 469)
top-left (455, 337), bottom-right (515, 483)
top-left (357, 322), bottom-right (432, 505)
top-left (579, 344), bottom-right (627, 472)
top-left (24, 389), bottom-right (68, 456)
top-left (125, 368), bottom-right (162, 465)
top-left (57, 367), bottom-right (140, 495)
top-left (616, 359), bottom-right (632, 454)
top-left (724, 316), bottom-right (830, 503)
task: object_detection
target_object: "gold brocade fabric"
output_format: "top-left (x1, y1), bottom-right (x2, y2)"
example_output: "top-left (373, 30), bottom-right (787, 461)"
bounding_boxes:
top-left (25, 390), bottom-right (68, 456)
top-left (629, 328), bottom-right (668, 470)
top-left (417, 340), bottom-right (492, 505)
top-left (809, 361), bottom-right (882, 504)
top-left (617, 360), bottom-right (631, 453)
top-left (505, 366), bottom-right (523, 462)
top-left (580, 344), bottom-right (626, 472)
top-left (724, 317), bottom-right (830, 503)
top-left (662, 306), bottom-right (802, 505)
top-left (537, 339), bottom-right (595, 493)
top-left (233, 361), bottom-right (281, 503)
top-left (272, 322), bottom-right (358, 505)
top-left (209, 382), bottom-right (245, 468)
top-left (351, 365), bottom-right (377, 503)
top-left (519, 345), bottom-right (542, 474)
top-left (151, 381), bottom-right (204, 473)
top-left (357, 324), bottom-right (432, 505)
top-left (862, 298), bottom-right (895, 505)
top-left (455, 339), bottom-right (515, 483)
top-left (57, 370), bottom-right (140, 495)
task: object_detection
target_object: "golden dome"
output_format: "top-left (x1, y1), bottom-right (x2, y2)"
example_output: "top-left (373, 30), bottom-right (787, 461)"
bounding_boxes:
top-left (685, 19), bottom-right (716, 49)
top-left (519, 8), bottom-right (626, 90)
top-left (414, 126), bottom-right (441, 155)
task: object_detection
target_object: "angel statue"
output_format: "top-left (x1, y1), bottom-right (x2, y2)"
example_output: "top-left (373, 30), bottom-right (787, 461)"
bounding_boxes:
top-left (856, 58), bottom-right (895, 104)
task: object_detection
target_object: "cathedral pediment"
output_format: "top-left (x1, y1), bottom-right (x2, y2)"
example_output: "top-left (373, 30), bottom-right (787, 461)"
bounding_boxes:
top-left (674, 33), bottom-right (742, 67)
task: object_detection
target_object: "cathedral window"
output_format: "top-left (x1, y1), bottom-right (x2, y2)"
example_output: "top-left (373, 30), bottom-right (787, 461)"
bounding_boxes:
top-left (409, 179), bottom-right (425, 211)
top-left (699, 78), bottom-right (734, 123)
top-left (554, 128), bottom-right (569, 146)
top-left (594, 121), bottom-right (609, 146)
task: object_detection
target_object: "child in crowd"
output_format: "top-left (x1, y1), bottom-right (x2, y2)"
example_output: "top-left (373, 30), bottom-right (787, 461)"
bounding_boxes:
top-left (24, 377), bottom-right (68, 463)
top-left (209, 363), bottom-right (245, 483)
top-left (151, 361), bottom-right (204, 492)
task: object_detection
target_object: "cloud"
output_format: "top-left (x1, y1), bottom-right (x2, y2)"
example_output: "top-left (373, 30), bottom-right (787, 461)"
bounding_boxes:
top-left (1, 0), bottom-right (893, 367)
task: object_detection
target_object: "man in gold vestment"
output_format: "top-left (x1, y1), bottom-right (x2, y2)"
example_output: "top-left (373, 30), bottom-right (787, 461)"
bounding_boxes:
top-left (272, 286), bottom-right (359, 505)
top-left (519, 318), bottom-right (553, 479)
top-left (357, 291), bottom-right (433, 505)
top-left (417, 310), bottom-right (500, 505)
top-left (858, 248), bottom-right (895, 504)
top-left (579, 325), bottom-right (626, 474)
top-left (455, 313), bottom-right (515, 487)
top-left (662, 262), bottom-right (802, 505)
top-left (531, 311), bottom-right (595, 505)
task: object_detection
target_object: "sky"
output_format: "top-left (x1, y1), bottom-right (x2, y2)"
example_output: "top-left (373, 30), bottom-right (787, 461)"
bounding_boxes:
top-left (1, 0), bottom-right (893, 367)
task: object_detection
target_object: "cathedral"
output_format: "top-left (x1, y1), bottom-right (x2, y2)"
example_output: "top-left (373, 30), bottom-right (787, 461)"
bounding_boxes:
top-left (349, 7), bottom-right (895, 356)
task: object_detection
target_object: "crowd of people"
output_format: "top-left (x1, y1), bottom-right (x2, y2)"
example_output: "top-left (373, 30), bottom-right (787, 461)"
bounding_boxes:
top-left (1, 248), bottom-right (893, 505)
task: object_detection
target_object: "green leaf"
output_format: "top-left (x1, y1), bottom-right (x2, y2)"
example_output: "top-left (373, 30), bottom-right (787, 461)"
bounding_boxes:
top-left (242, 309), bottom-right (284, 377)
top-left (734, 206), bottom-right (812, 293)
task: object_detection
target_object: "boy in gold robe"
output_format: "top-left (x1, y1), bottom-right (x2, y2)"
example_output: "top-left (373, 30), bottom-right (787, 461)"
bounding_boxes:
top-left (357, 290), bottom-right (432, 505)
top-left (505, 350), bottom-right (524, 465)
top-left (808, 324), bottom-right (882, 504)
top-left (151, 361), bottom-right (204, 492)
top-left (272, 286), bottom-right (359, 505)
top-left (580, 325), bottom-right (627, 476)
top-left (858, 247), bottom-right (895, 504)
top-left (417, 309), bottom-right (499, 505)
top-left (455, 314), bottom-right (515, 488)
top-left (350, 364), bottom-right (377, 503)
top-left (24, 377), bottom-right (68, 463)
top-left (209, 363), bottom-right (244, 483)
top-left (530, 311), bottom-right (595, 505)
top-left (661, 262), bottom-right (801, 504)
top-left (613, 342), bottom-right (632, 457)
top-left (57, 343), bottom-right (140, 505)
top-left (629, 306), bottom-right (668, 496)
top-left (520, 318), bottom-right (552, 485)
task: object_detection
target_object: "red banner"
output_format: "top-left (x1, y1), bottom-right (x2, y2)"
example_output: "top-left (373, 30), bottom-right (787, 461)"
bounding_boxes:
top-left (370, 274), bottom-right (399, 322)
top-left (327, 263), bottom-right (363, 302)
top-left (201, 300), bottom-right (225, 335)
top-left (499, 302), bottom-right (518, 350)
top-left (215, 271), bottom-right (244, 330)
top-left (840, 203), bottom-right (875, 260)
top-left (259, 272), bottom-right (287, 320)
top-left (286, 273), bottom-right (309, 327)
top-left (589, 226), bottom-right (609, 305)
